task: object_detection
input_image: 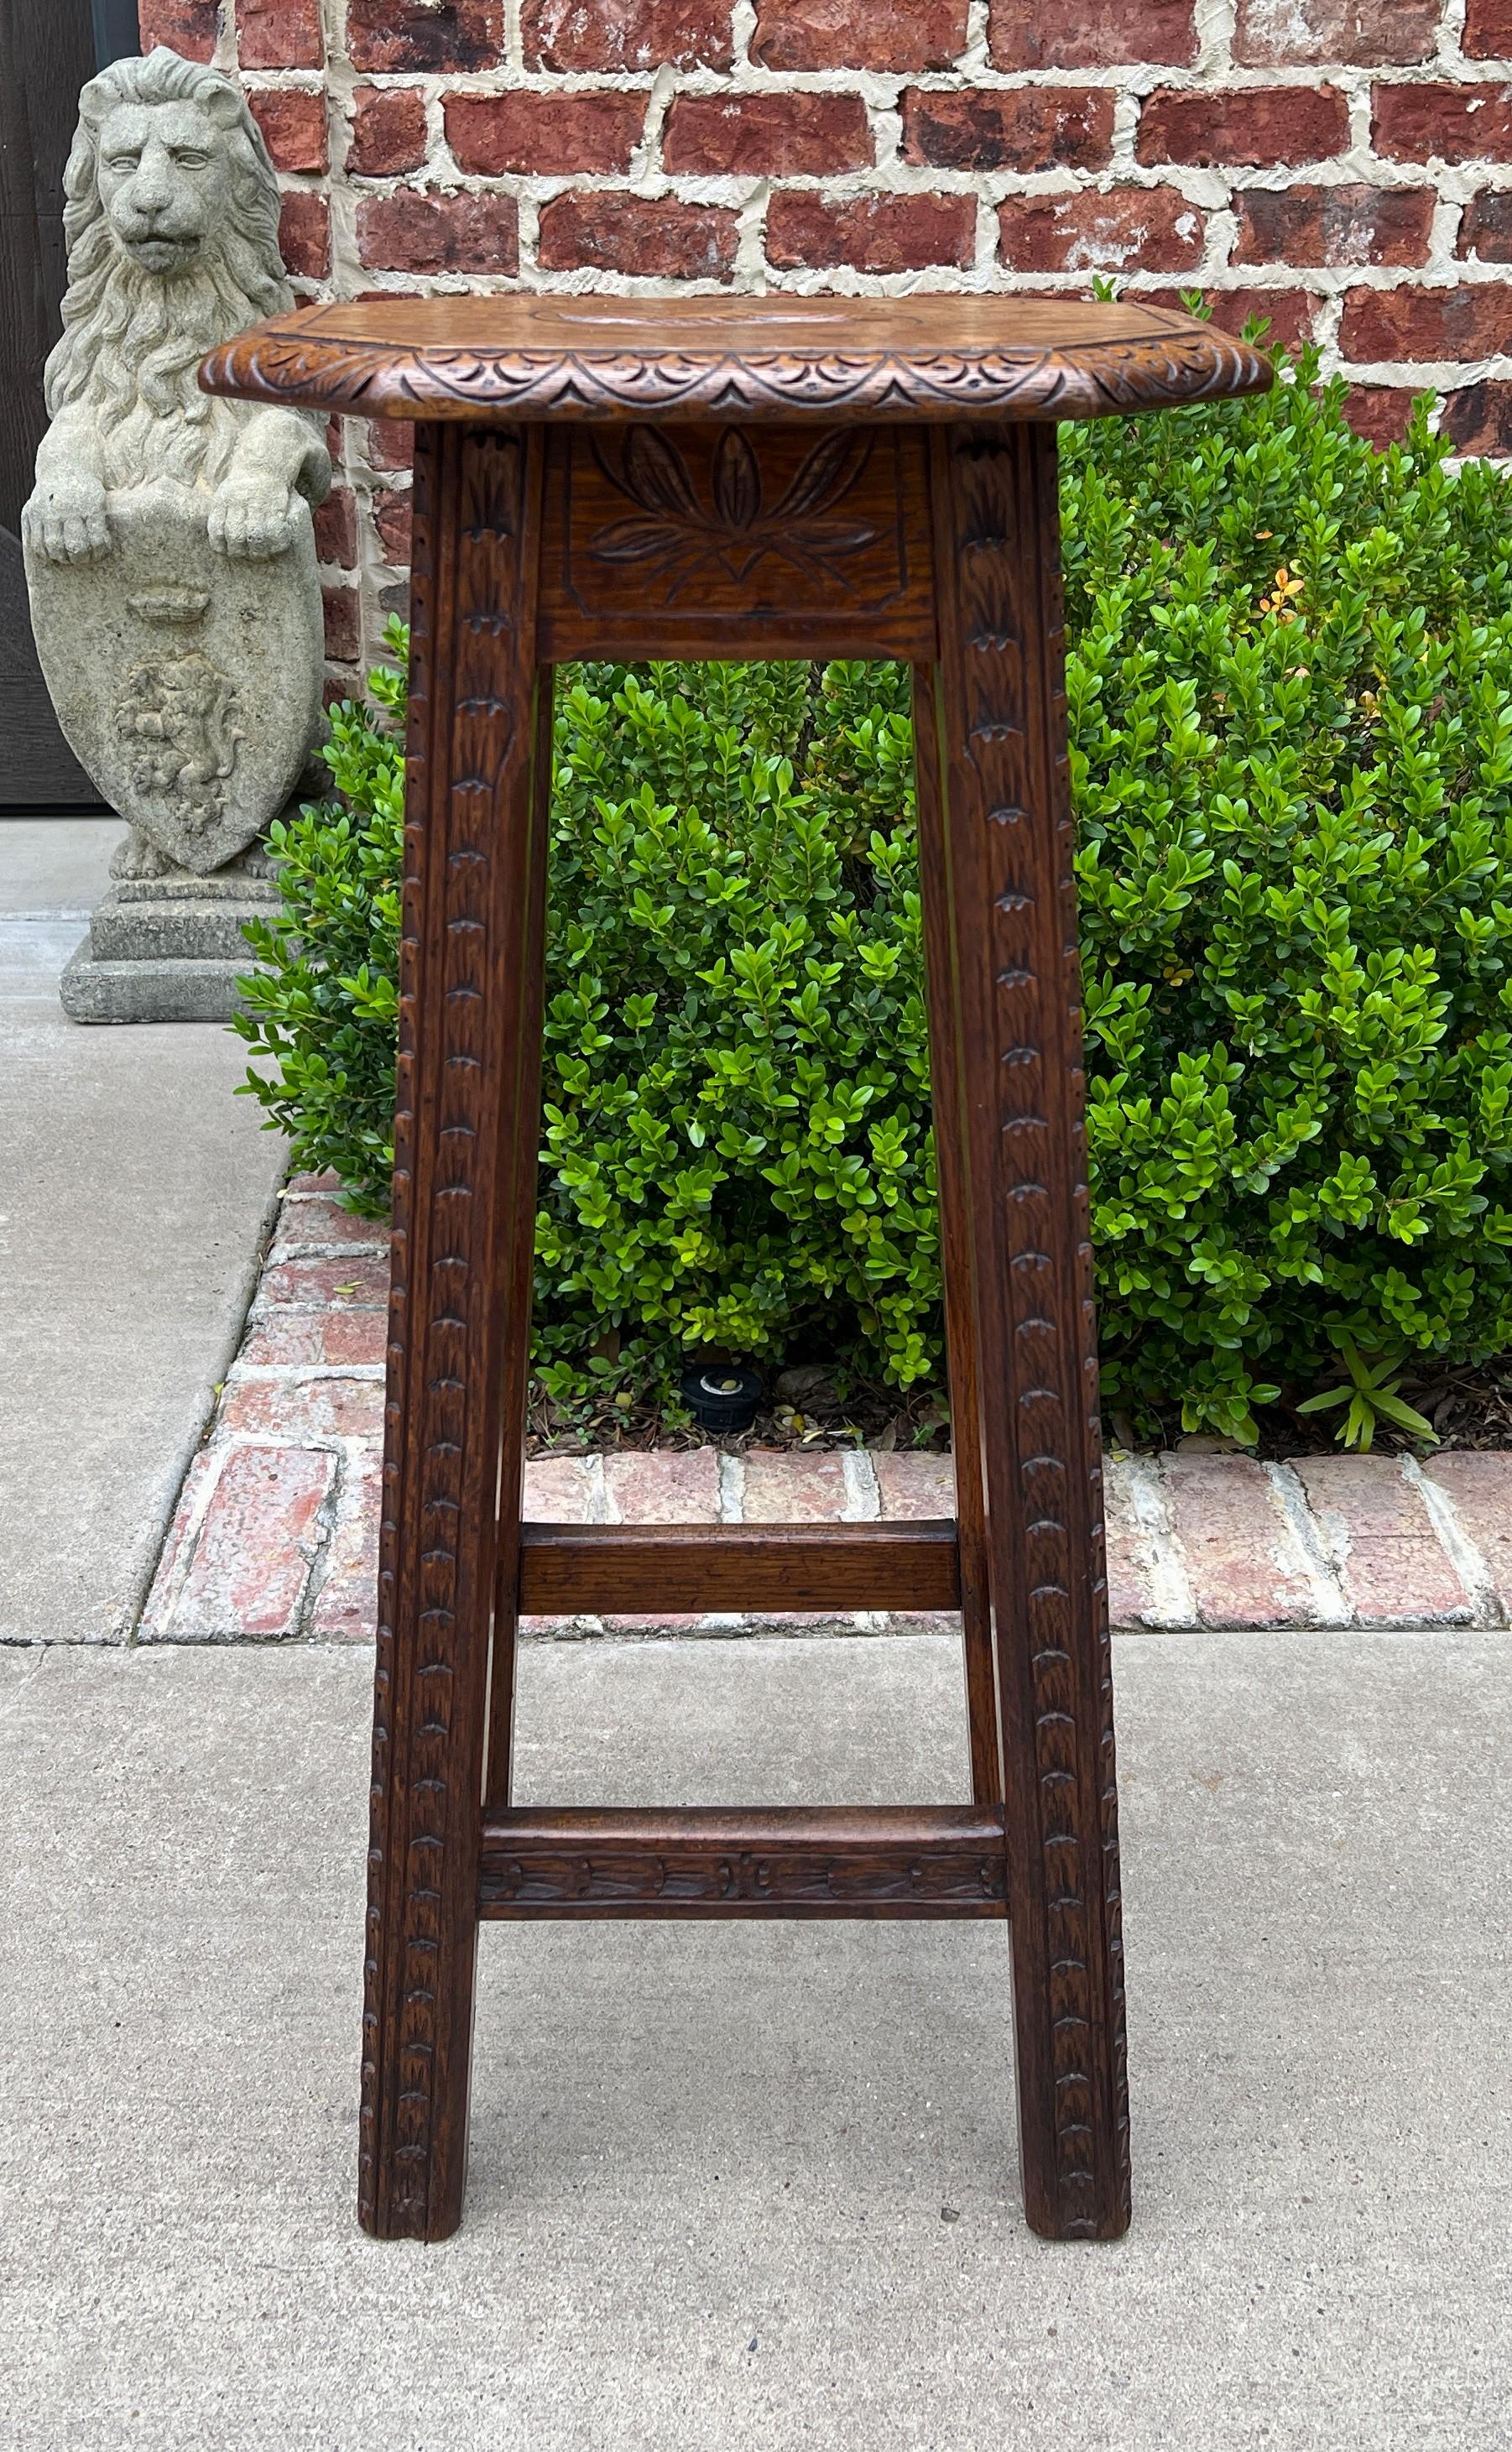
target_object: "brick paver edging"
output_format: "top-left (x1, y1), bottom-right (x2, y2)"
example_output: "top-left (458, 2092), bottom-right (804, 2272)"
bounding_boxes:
top-left (138, 1177), bottom-right (1512, 1643)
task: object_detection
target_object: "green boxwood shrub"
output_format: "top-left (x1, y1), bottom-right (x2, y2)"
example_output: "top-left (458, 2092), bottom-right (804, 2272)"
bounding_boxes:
top-left (239, 650), bottom-right (939, 1409)
top-left (237, 342), bottom-right (1512, 1443)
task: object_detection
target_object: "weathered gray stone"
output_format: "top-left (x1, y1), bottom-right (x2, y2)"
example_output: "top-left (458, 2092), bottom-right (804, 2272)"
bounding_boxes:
top-left (58, 827), bottom-right (286, 1022)
top-left (89, 887), bottom-right (271, 963)
top-left (58, 943), bottom-right (263, 1024)
top-left (20, 47), bottom-right (329, 1020)
top-left (30, 487), bottom-right (325, 878)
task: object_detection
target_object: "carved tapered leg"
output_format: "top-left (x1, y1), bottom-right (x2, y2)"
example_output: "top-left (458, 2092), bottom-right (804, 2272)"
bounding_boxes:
top-left (359, 421), bottom-right (549, 2242)
top-left (924, 425), bottom-right (1130, 2241)
top-left (912, 660), bottom-right (1001, 1812)
top-left (483, 661), bottom-right (555, 1814)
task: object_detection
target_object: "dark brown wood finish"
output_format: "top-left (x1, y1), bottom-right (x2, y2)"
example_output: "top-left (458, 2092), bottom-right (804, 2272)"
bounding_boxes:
top-left (482, 663), bottom-right (557, 1814)
top-left (360, 420), bottom-right (550, 2244)
top-left (478, 1805), bottom-right (1008, 1917)
top-left (203, 295), bottom-right (1268, 2250)
top-left (926, 421), bottom-right (1129, 2241)
top-left (539, 422), bottom-right (935, 663)
top-left (912, 660), bottom-right (1001, 1809)
top-left (517, 1521), bottom-right (961, 1615)
top-left (201, 293), bottom-right (1270, 428)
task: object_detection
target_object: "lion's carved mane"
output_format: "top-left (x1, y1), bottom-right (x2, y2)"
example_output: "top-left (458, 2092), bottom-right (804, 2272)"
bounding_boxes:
top-left (45, 49), bottom-right (295, 493)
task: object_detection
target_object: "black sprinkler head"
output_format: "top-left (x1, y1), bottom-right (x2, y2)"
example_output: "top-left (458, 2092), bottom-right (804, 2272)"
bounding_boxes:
top-left (679, 1363), bottom-right (763, 1433)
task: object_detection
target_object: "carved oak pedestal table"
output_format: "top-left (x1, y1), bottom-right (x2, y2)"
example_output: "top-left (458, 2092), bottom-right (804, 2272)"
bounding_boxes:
top-left (203, 295), bottom-right (1270, 2245)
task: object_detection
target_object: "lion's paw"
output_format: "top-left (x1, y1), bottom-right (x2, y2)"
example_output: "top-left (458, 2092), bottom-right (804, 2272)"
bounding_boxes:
top-left (109, 827), bottom-right (173, 882)
top-left (22, 476), bottom-right (112, 566)
top-left (208, 475), bottom-right (299, 561)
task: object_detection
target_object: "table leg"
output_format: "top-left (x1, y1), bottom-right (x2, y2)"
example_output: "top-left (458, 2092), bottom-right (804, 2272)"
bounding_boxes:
top-left (925, 423), bottom-right (1131, 2241)
top-left (912, 660), bottom-right (1001, 1810)
top-left (360, 421), bottom-right (549, 2241)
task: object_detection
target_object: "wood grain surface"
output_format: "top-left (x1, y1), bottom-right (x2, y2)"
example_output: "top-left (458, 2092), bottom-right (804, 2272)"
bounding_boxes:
top-left (538, 420), bottom-right (935, 661)
top-left (478, 1805), bottom-right (1009, 1918)
top-left (925, 421), bottom-right (1131, 2241)
top-left (201, 292), bottom-right (1271, 427)
top-left (360, 421), bottom-right (550, 2245)
top-left (517, 1521), bottom-right (961, 1615)
top-left (912, 656), bottom-right (1001, 1810)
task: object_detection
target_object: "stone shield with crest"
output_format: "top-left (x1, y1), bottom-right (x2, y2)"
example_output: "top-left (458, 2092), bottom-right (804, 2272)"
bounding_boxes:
top-left (26, 483), bottom-right (324, 874)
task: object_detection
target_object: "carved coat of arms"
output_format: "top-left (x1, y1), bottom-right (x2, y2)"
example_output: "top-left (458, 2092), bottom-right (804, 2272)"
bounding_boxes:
top-left (29, 484), bottom-right (323, 874)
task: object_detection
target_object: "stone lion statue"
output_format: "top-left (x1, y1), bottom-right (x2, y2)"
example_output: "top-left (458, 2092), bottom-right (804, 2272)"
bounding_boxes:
top-left (22, 49), bottom-right (331, 901)
top-left (24, 45), bottom-right (329, 566)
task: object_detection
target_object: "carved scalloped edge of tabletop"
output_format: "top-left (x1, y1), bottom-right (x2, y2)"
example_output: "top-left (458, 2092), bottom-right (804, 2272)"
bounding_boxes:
top-left (202, 321), bottom-right (1272, 425)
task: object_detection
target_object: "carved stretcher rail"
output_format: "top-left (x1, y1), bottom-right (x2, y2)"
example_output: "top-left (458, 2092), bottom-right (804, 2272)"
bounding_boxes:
top-left (478, 1805), bottom-right (1009, 1918)
top-left (517, 1521), bottom-right (962, 1615)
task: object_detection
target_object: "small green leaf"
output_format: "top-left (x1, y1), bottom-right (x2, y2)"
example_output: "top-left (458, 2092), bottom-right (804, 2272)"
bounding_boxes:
top-left (1370, 1390), bottom-right (1440, 1443)
top-left (1296, 1384), bottom-right (1352, 1415)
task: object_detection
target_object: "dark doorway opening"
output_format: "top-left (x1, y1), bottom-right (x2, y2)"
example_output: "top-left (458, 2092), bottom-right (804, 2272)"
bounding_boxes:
top-left (1, 0), bottom-right (137, 808)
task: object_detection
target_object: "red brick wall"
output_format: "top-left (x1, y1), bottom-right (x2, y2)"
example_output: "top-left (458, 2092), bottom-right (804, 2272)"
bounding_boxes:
top-left (138, 0), bottom-right (1512, 689)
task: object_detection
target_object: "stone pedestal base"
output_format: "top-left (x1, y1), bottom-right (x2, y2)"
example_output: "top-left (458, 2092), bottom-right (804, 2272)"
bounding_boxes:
top-left (60, 854), bottom-right (283, 1025)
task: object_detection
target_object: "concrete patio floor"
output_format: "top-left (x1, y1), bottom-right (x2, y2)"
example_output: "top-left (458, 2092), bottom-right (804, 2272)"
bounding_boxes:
top-left (3, 1626), bottom-right (1506, 2451)
top-left (0, 819), bottom-right (284, 1641)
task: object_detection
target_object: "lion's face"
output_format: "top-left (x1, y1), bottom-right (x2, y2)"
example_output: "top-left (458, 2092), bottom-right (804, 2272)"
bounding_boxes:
top-left (94, 97), bottom-right (231, 278)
